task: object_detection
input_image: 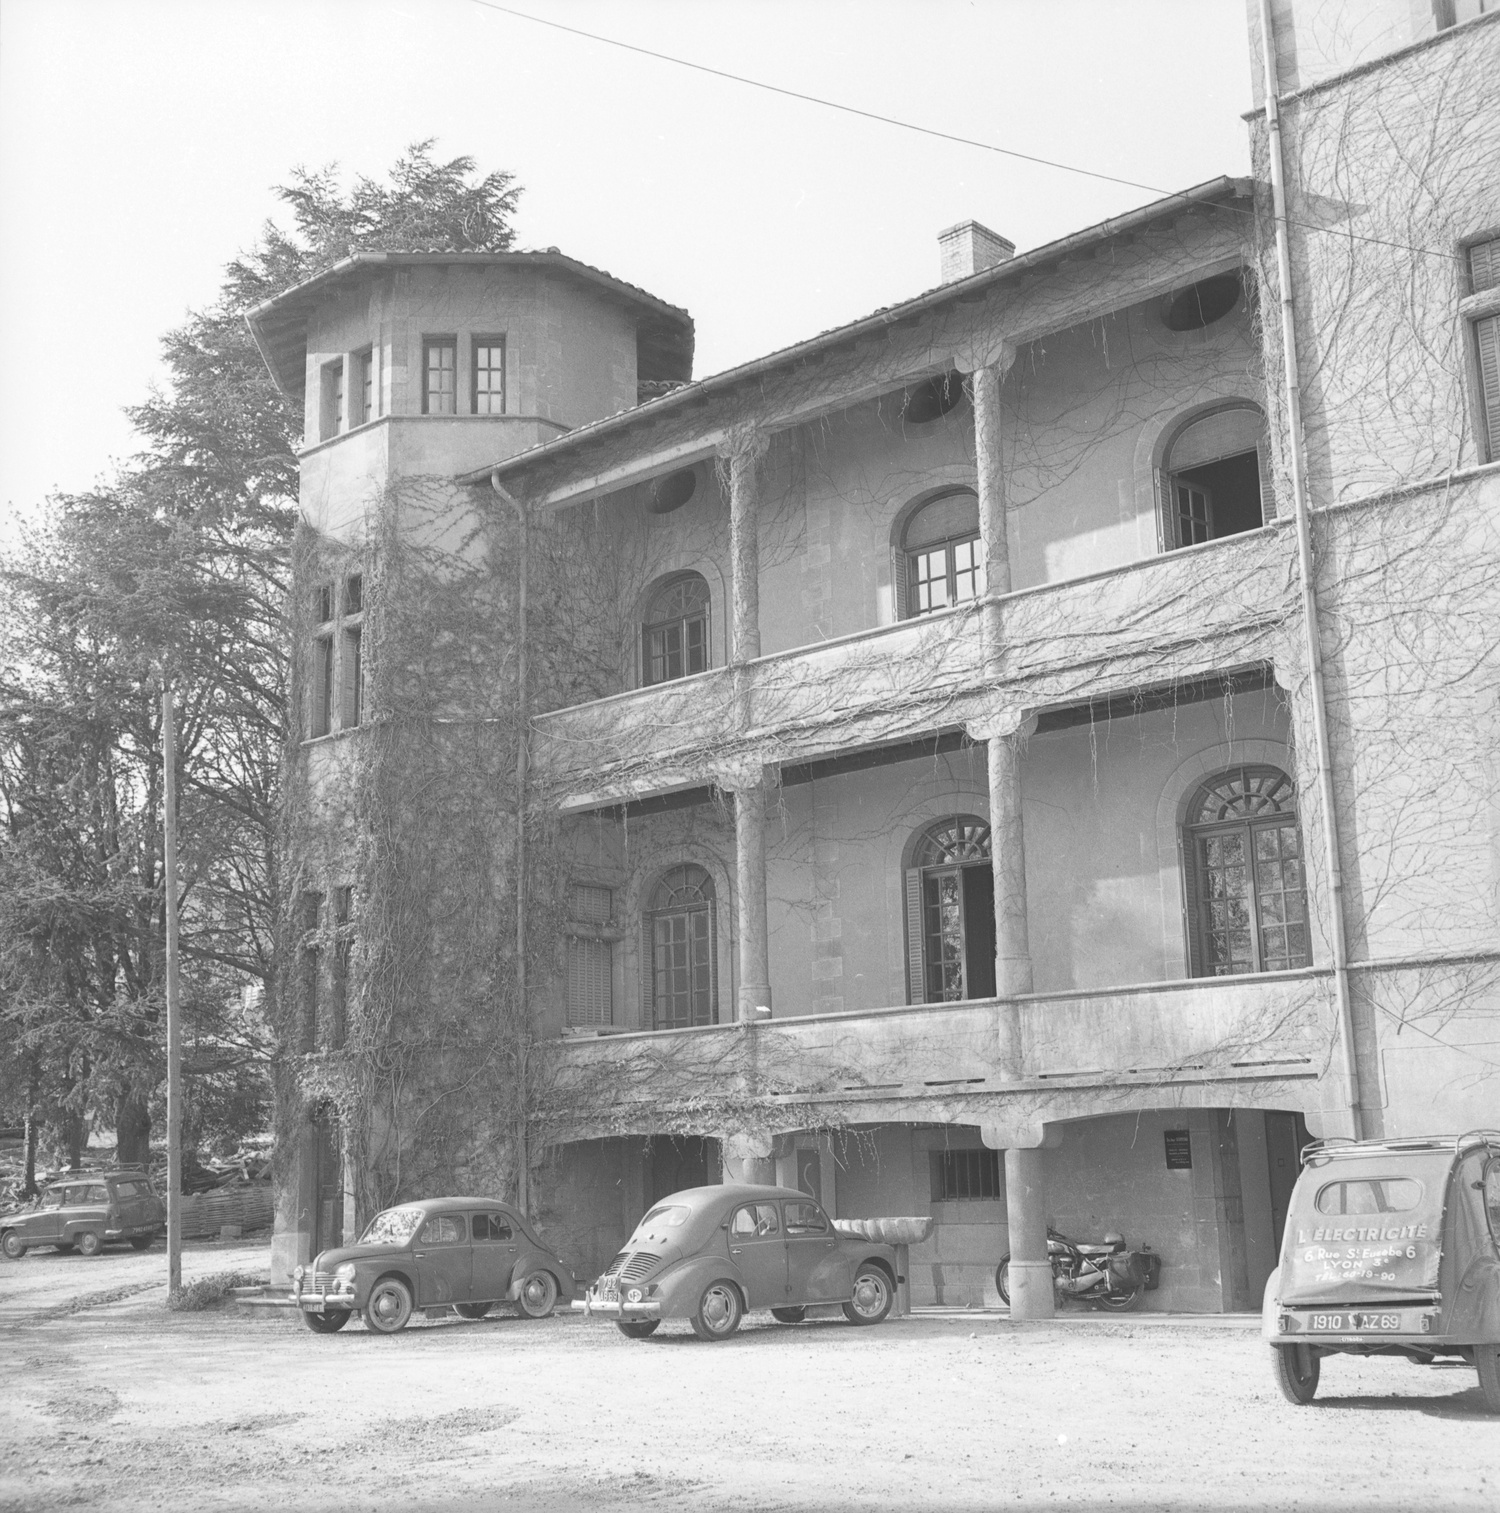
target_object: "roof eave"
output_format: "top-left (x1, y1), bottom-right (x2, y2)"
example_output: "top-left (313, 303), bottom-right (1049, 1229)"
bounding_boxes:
top-left (460, 175), bottom-right (1253, 487)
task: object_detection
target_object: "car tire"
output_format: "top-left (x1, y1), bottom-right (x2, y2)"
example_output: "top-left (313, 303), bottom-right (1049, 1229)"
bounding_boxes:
top-left (994, 1256), bottom-right (1011, 1305)
top-left (616, 1320), bottom-right (660, 1339)
top-left (1476, 1345), bottom-right (1500, 1414)
top-left (516, 1271), bottom-right (559, 1319)
top-left (455, 1302), bottom-right (492, 1320)
top-left (129, 1236), bottom-right (154, 1251)
top-left (364, 1276), bottom-right (414, 1334)
top-left (1, 1231), bottom-right (25, 1260)
top-left (303, 1309), bottom-right (352, 1334)
top-left (770, 1307), bottom-right (807, 1324)
top-left (76, 1232), bottom-right (103, 1258)
top-left (1272, 1344), bottom-right (1321, 1404)
top-left (842, 1266), bottom-right (893, 1326)
top-left (690, 1280), bottom-right (743, 1341)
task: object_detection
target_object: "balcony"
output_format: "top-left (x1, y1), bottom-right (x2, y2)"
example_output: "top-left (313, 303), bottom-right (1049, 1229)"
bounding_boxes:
top-left (544, 966), bottom-right (1337, 1139)
top-left (531, 524), bottom-right (1294, 807)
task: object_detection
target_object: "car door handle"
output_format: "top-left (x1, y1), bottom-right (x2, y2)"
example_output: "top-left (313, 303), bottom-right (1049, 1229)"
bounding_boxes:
top-left (413, 1251), bottom-right (427, 1259)
top-left (730, 1247), bottom-right (743, 1255)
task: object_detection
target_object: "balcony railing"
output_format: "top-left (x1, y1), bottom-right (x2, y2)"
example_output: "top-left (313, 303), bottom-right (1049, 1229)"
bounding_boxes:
top-left (531, 525), bottom-right (1292, 806)
top-left (544, 966), bottom-right (1335, 1137)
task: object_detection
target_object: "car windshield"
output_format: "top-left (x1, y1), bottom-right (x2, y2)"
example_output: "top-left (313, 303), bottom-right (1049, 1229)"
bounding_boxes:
top-left (628, 1204), bottom-right (691, 1243)
top-left (358, 1206), bottom-right (425, 1245)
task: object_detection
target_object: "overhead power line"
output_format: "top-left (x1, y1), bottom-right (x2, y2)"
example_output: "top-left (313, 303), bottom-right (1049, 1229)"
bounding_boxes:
top-left (469, 0), bottom-right (1459, 264)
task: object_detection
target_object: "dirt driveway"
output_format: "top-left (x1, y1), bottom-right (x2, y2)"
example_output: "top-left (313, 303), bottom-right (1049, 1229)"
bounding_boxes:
top-left (2, 1245), bottom-right (1496, 1512)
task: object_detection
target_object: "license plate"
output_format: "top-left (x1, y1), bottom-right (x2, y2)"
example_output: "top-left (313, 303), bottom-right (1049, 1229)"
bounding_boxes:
top-left (1305, 1312), bottom-right (1405, 1332)
top-left (596, 1277), bottom-right (619, 1302)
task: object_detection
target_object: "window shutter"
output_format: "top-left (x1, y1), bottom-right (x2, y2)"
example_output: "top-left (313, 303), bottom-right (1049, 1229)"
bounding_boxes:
top-left (1476, 314), bottom-right (1500, 463)
top-left (1471, 238), bottom-right (1500, 294)
top-left (567, 936), bottom-right (612, 1027)
top-left (708, 899), bottom-right (720, 1024)
top-left (312, 637), bottom-right (331, 737)
top-left (1180, 832), bottom-right (1205, 978)
top-left (893, 548), bottom-right (909, 621)
top-left (640, 918), bottom-right (657, 1031)
top-left (340, 628), bottom-right (362, 729)
top-left (904, 867), bottom-right (926, 1005)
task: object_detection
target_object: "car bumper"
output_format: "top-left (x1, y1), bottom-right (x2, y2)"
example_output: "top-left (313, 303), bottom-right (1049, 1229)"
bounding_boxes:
top-left (572, 1297), bottom-right (662, 1320)
top-left (293, 1290), bottom-right (357, 1313)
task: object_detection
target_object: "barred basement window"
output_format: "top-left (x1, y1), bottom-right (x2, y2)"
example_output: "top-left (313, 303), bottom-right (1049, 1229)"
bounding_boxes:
top-left (930, 1148), bottom-right (1001, 1202)
top-left (566, 883), bottom-right (615, 1027)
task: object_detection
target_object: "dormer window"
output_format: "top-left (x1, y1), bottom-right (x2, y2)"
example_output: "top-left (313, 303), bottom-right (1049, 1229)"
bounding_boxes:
top-left (422, 338), bottom-right (456, 415)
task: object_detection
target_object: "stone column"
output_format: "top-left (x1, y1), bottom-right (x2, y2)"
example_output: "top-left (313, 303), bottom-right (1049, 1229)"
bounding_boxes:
top-left (968, 711), bottom-right (1036, 1079)
top-left (723, 1131), bottom-right (775, 1186)
top-left (733, 770), bottom-right (773, 1023)
top-left (970, 346), bottom-right (1016, 672)
top-left (725, 431), bottom-right (765, 664)
top-left (1003, 1146), bottom-right (1054, 1319)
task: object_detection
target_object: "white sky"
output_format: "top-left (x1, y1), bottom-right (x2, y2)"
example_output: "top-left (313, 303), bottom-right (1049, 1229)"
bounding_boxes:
top-left (0, 0), bottom-right (1256, 525)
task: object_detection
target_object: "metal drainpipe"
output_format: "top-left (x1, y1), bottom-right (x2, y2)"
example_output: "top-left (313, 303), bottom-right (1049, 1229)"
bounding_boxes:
top-left (1257, 0), bottom-right (1364, 1139)
top-left (491, 470), bottom-right (532, 1210)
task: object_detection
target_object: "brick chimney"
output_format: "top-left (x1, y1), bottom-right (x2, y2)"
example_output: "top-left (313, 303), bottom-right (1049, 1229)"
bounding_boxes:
top-left (938, 220), bottom-right (1015, 284)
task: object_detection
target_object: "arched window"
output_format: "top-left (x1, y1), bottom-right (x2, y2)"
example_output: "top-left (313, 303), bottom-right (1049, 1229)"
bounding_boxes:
top-left (904, 817), bottom-right (995, 1003)
top-left (642, 573), bottom-right (710, 685)
top-left (897, 491), bottom-right (983, 619)
top-left (1161, 405), bottom-right (1268, 550)
top-left (644, 864), bottom-right (717, 1029)
top-left (1184, 766), bottom-right (1310, 976)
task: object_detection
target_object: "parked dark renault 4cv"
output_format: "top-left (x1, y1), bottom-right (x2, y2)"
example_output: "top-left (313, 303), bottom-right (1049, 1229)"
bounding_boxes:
top-left (575, 1184), bottom-right (902, 1340)
top-left (1, 1170), bottom-right (164, 1259)
top-left (292, 1196), bottom-right (575, 1334)
top-left (1263, 1130), bottom-right (1500, 1411)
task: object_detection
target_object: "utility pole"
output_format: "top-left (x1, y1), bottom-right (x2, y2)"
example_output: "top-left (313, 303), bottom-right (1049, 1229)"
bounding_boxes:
top-left (162, 671), bottom-right (182, 1296)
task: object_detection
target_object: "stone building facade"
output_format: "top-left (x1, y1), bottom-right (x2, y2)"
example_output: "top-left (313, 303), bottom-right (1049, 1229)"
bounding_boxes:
top-left (251, 1), bottom-right (1500, 1311)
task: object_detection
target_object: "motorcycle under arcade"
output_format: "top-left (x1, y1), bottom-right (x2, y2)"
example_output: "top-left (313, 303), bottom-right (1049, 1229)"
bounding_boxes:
top-left (996, 1228), bottom-right (1158, 1311)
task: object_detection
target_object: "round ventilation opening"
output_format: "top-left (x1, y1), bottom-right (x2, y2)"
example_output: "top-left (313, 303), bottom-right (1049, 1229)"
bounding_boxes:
top-left (902, 371), bottom-right (966, 424)
top-left (649, 469), bottom-right (697, 514)
top-left (1161, 272), bottom-right (1243, 332)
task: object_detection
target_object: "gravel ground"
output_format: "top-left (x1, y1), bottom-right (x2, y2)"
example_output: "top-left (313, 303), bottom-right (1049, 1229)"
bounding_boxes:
top-left (1, 1241), bottom-right (1496, 1512)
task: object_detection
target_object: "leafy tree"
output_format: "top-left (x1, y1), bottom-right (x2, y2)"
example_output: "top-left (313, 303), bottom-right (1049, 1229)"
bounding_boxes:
top-left (0, 143), bottom-right (522, 1185)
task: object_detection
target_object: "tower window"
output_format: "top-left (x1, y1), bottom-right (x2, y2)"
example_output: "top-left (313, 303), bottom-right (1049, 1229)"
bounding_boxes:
top-left (473, 338), bottom-right (506, 415)
top-left (422, 338), bottom-right (456, 415)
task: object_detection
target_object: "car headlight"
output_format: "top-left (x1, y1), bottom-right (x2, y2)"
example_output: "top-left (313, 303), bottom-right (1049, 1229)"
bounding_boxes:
top-left (294, 1265), bottom-right (306, 1281)
top-left (334, 1263), bottom-right (356, 1280)
top-left (626, 1287), bottom-right (643, 1303)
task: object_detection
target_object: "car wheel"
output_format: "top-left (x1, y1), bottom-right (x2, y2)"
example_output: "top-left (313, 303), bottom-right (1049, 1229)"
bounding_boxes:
top-left (1, 1231), bottom-right (25, 1260)
top-left (364, 1276), bottom-right (414, 1334)
top-left (1272, 1344), bottom-right (1321, 1404)
top-left (616, 1320), bottom-right (660, 1339)
top-left (690, 1280), bottom-right (743, 1341)
top-left (1096, 1285), bottom-right (1143, 1313)
top-left (1476, 1345), bottom-right (1500, 1414)
top-left (455, 1302), bottom-right (492, 1320)
top-left (303, 1309), bottom-right (352, 1334)
top-left (76, 1232), bottom-right (103, 1258)
top-left (770, 1306), bottom-right (807, 1324)
top-left (516, 1271), bottom-right (559, 1319)
top-left (129, 1236), bottom-right (154, 1251)
top-left (842, 1266), bottom-right (893, 1326)
top-left (994, 1256), bottom-right (1011, 1305)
